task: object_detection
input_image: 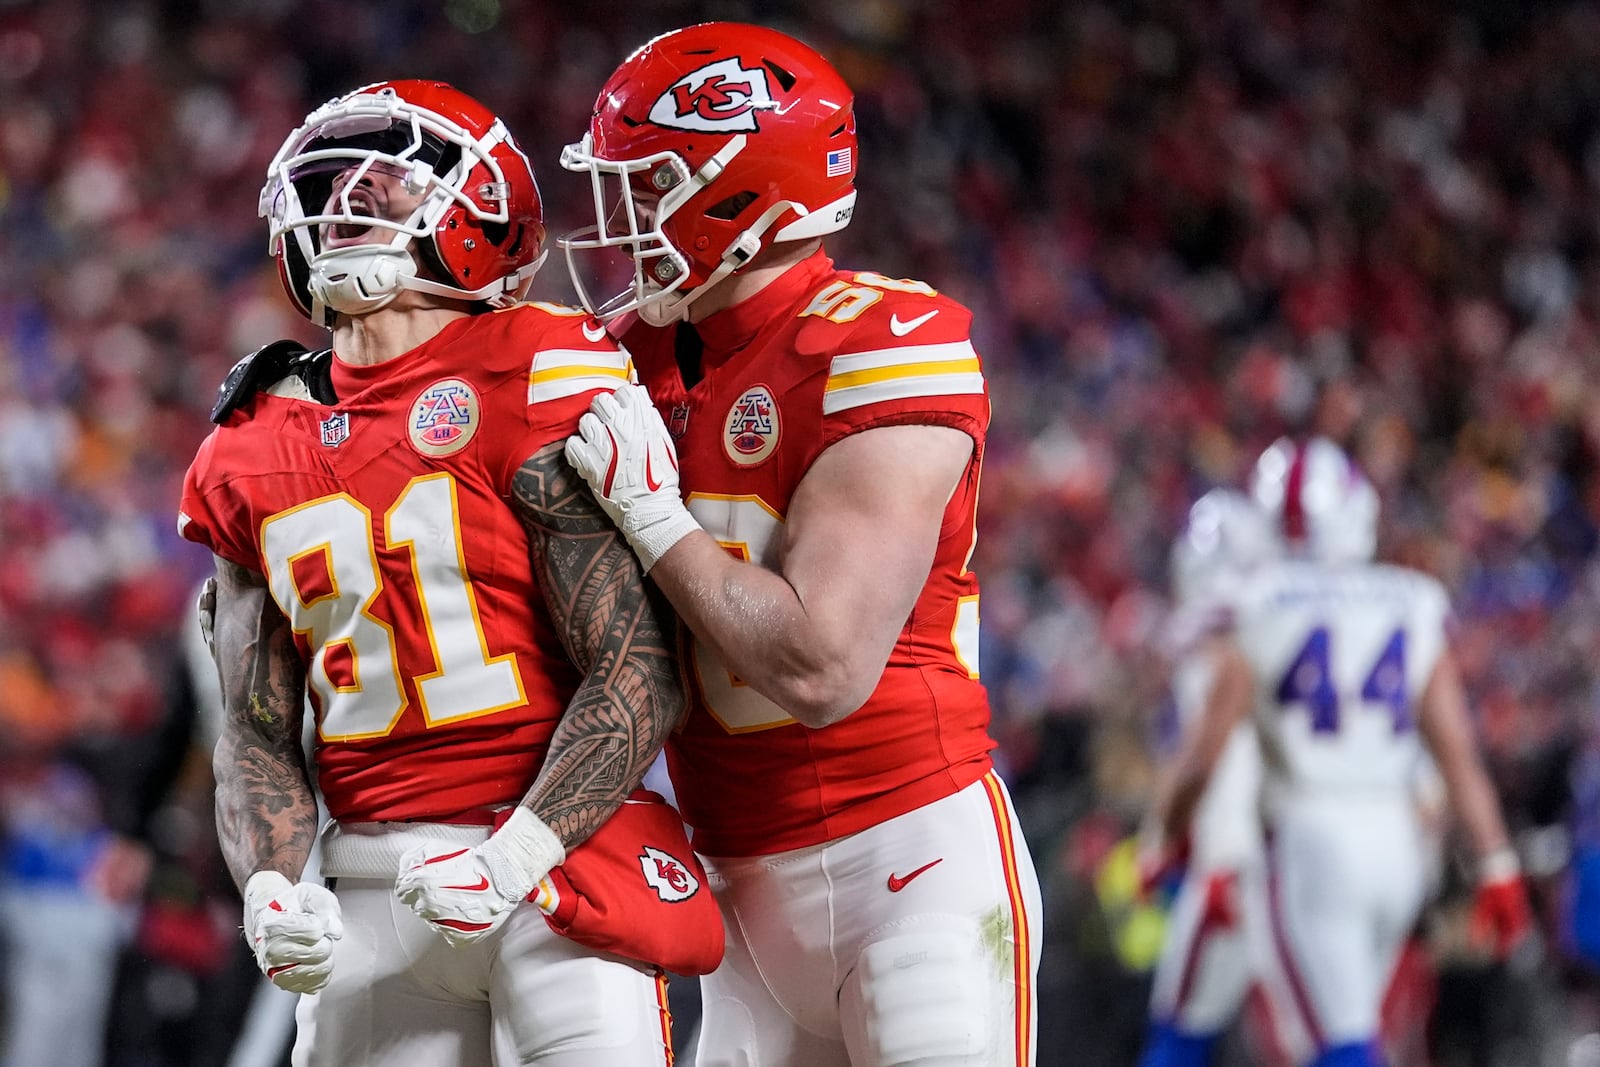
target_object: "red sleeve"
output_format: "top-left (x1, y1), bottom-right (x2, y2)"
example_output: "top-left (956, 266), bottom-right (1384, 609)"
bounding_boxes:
top-left (814, 292), bottom-right (989, 450)
top-left (177, 429), bottom-right (263, 572)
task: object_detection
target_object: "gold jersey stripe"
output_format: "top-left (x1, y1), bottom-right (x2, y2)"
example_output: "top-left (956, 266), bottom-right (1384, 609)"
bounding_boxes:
top-left (827, 339), bottom-right (979, 376)
top-left (822, 372), bottom-right (986, 415)
top-left (826, 356), bottom-right (982, 392)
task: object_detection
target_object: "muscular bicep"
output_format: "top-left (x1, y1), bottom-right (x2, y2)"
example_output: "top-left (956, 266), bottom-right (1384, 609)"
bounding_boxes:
top-left (509, 442), bottom-right (685, 845)
top-left (781, 424), bottom-right (974, 660)
top-left (209, 555), bottom-right (317, 888)
top-left (211, 558), bottom-right (305, 732)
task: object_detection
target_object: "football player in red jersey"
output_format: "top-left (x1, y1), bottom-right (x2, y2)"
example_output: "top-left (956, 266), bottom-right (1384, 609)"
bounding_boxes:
top-left (559, 25), bottom-right (1043, 1067)
top-left (178, 81), bottom-right (709, 1066)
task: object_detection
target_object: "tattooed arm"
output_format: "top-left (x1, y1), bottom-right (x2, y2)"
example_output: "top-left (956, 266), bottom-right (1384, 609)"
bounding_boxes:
top-left (509, 441), bottom-right (686, 849)
top-left (395, 441), bottom-right (685, 945)
top-left (209, 555), bottom-right (317, 892)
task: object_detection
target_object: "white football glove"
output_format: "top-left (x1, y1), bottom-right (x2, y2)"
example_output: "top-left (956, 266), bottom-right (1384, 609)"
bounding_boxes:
top-left (394, 808), bottom-right (566, 948)
top-left (564, 383), bottom-right (700, 572)
top-left (242, 870), bottom-right (343, 994)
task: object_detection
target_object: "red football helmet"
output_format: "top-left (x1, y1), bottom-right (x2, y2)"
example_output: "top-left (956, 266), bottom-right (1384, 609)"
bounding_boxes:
top-left (559, 22), bottom-right (858, 324)
top-left (260, 80), bottom-right (546, 326)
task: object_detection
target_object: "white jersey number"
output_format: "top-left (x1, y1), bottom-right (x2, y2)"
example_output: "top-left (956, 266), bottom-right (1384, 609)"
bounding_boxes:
top-left (259, 473), bottom-right (525, 741)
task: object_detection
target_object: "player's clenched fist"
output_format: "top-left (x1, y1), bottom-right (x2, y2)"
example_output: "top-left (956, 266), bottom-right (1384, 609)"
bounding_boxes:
top-left (394, 808), bottom-right (566, 948)
top-left (565, 383), bottom-right (700, 572)
top-left (243, 870), bottom-right (343, 994)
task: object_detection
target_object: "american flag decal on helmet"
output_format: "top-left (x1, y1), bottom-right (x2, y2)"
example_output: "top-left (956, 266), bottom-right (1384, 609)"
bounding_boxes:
top-left (826, 147), bottom-right (852, 177)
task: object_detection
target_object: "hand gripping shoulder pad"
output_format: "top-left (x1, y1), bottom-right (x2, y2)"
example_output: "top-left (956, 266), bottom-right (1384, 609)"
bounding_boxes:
top-left (211, 340), bottom-right (337, 424)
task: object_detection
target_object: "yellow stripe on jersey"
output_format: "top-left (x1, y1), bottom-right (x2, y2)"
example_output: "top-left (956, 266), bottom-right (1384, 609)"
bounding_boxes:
top-left (823, 340), bottom-right (985, 415)
top-left (523, 301), bottom-right (588, 316)
top-left (528, 348), bottom-right (632, 403)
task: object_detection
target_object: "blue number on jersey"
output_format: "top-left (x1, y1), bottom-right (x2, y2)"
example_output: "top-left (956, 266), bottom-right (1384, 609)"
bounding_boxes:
top-left (1276, 626), bottom-right (1339, 733)
top-left (1360, 629), bottom-right (1411, 732)
top-left (1277, 626), bottom-right (1411, 734)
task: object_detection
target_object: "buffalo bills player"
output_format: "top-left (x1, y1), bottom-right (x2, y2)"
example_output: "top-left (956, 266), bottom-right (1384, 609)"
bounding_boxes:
top-left (179, 80), bottom-right (705, 1066)
top-left (559, 22), bottom-right (1042, 1067)
top-left (1149, 437), bottom-right (1531, 1067)
top-left (1138, 489), bottom-right (1277, 1067)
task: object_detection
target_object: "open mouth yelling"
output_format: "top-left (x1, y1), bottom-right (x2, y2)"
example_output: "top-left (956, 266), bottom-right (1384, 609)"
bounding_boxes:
top-left (325, 188), bottom-right (384, 243)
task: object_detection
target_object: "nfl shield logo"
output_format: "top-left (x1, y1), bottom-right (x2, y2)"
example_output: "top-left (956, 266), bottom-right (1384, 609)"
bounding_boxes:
top-left (668, 403), bottom-right (691, 439)
top-left (319, 412), bottom-right (349, 447)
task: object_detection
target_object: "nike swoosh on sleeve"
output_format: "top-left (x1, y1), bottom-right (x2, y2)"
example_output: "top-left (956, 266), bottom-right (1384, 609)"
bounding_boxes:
top-left (888, 310), bottom-right (940, 336)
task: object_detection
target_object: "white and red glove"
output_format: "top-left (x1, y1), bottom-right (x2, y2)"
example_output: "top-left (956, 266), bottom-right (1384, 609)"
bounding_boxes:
top-left (1471, 848), bottom-right (1533, 957)
top-left (564, 383), bottom-right (700, 573)
top-left (242, 870), bottom-right (343, 994)
top-left (394, 808), bottom-right (566, 947)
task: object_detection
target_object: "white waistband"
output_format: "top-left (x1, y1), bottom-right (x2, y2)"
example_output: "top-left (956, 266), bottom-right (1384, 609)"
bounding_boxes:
top-left (318, 821), bottom-right (492, 880)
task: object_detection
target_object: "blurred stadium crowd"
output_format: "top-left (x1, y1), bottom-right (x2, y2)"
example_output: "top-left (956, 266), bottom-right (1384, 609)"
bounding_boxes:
top-left (2, 0), bottom-right (1599, 1063)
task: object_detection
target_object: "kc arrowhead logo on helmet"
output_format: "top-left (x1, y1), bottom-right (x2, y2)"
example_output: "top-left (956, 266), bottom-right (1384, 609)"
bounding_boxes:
top-left (559, 23), bottom-right (859, 326)
top-left (649, 58), bottom-right (776, 133)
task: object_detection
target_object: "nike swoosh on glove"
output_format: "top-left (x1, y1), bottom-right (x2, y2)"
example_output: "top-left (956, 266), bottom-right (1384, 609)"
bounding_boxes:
top-left (394, 808), bottom-right (566, 948)
top-left (243, 870), bottom-right (343, 994)
top-left (564, 382), bottom-right (701, 573)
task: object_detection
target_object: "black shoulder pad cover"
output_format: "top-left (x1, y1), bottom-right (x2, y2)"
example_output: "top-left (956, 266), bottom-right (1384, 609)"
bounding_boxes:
top-left (211, 341), bottom-right (337, 424)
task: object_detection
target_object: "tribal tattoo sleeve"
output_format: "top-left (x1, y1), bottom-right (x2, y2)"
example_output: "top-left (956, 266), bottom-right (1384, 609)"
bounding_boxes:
top-left (209, 556), bottom-right (318, 892)
top-left (510, 441), bottom-right (687, 849)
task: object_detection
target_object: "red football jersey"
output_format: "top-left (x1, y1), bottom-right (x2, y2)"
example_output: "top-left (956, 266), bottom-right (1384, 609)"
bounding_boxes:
top-left (624, 251), bottom-right (996, 856)
top-left (179, 304), bottom-right (631, 823)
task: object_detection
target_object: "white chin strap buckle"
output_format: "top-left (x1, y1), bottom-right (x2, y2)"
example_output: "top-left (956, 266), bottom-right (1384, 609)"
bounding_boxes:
top-left (308, 245), bottom-right (419, 318)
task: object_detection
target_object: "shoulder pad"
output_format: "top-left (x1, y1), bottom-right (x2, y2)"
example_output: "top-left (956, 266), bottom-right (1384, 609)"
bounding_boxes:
top-left (211, 340), bottom-right (336, 424)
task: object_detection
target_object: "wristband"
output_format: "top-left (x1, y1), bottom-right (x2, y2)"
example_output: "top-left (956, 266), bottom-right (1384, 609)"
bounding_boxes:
top-left (632, 510), bottom-right (701, 573)
top-left (480, 808), bottom-right (566, 902)
top-left (1479, 846), bottom-right (1521, 884)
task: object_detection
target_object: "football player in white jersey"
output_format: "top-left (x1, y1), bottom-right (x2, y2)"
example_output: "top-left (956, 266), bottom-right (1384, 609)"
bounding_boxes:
top-left (1150, 437), bottom-right (1531, 1067)
top-left (1138, 488), bottom-right (1277, 1067)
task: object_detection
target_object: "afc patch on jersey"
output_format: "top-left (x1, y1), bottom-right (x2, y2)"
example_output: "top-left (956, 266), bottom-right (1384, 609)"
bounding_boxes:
top-left (638, 845), bottom-right (700, 902)
top-left (724, 383), bottom-right (780, 466)
top-left (409, 378), bottom-right (480, 457)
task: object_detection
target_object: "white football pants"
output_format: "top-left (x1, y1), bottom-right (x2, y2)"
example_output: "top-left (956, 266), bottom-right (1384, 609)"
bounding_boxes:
top-left (292, 823), bottom-right (673, 1067)
top-left (1249, 794), bottom-right (1427, 1064)
top-left (694, 772), bottom-right (1043, 1067)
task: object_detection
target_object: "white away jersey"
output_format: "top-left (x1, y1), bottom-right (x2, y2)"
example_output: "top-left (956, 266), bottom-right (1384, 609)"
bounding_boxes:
top-left (1233, 561), bottom-right (1449, 797)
